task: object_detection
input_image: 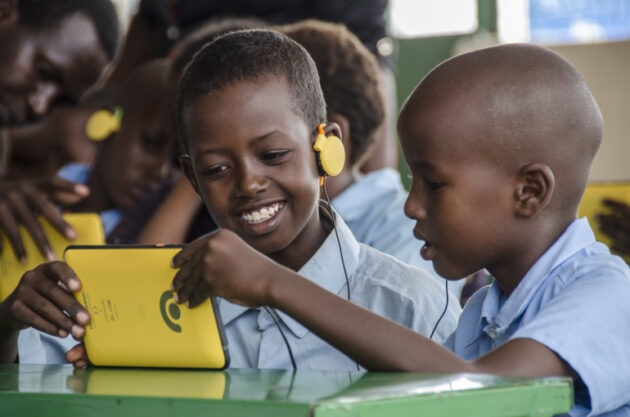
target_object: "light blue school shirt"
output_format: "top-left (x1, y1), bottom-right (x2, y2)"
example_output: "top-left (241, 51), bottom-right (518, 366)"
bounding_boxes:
top-left (332, 168), bottom-right (466, 297)
top-left (18, 209), bottom-right (461, 367)
top-left (57, 163), bottom-right (123, 235)
top-left (444, 218), bottom-right (630, 417)
top-left (220, 212), bottom-right (462, 370)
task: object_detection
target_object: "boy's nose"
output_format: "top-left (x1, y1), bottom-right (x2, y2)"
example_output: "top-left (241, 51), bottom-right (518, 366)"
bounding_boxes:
top-left (28, 83), bottom-right (59, 119)
top-left (236, 167), bottom-right (269, 196)
top-left (404, 186), bottom-right (427, 221)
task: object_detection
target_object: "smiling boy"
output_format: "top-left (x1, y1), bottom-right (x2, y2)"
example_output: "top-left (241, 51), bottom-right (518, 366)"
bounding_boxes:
top-left (158, 43), bottom-right (630, 416)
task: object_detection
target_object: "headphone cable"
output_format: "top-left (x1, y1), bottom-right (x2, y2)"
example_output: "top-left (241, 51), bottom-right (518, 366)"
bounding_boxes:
top-left (264, 306), bottom-right (297, 370)
top-left (430, 280), bottom-right (449, 340)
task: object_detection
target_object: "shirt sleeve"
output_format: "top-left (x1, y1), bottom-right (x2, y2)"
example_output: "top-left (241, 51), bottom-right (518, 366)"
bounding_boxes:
top-left (511, 263), bottom-right (630, 416)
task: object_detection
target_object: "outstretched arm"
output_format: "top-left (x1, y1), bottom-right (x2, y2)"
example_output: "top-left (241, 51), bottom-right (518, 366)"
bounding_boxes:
top-left (171, 229), bottom-right (574, 378)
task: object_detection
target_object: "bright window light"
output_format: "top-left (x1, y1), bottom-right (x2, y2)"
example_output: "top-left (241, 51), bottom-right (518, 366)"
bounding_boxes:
top-left (498, 0), bottom-right (630, 44)
top-left (390, 0), bottom-right (479, 39)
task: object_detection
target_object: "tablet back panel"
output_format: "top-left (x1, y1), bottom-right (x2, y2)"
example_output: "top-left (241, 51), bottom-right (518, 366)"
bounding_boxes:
top-left (0, 213), bottom-right (105, 301)
top-left (64, 246), bottom-right (229, 369)
top-left (578, 182), bottom-right (630, 262)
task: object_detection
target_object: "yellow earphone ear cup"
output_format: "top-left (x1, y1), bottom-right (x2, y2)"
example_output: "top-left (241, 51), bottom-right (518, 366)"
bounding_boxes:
top-left (86, 108), bottom-right (122, 142)
top-left (313, 133), bottom-right (345, 176)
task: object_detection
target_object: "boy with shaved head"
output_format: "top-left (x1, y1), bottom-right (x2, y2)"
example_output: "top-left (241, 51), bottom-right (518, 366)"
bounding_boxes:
top-left (153, 43), bottom-right (630, 416)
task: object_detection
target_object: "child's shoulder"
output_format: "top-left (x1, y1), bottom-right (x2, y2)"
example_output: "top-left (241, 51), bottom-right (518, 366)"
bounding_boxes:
top-left (352, 243), bottom-right (461, 341)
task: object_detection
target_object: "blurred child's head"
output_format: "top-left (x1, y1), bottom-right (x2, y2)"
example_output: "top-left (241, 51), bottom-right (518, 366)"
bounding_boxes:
top-left (167, 17), bottom-right (267, 154)
top-left (398, 44), bottom-right (603, 280)
top-left (177, 29), bottom-right (331, 266)
top-left (0, 0), bottom-right (119, 126)
top-left (280, 19), bottom-right (385, 170)
top-left (94, 60), bottom-right (173, 211)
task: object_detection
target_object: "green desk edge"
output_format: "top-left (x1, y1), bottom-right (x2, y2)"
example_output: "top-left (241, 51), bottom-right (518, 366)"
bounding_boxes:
top-left (0, 365), bottom-right (573, 417)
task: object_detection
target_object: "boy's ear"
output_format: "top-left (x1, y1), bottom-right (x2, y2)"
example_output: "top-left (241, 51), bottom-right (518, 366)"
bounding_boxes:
top-left (0, 0), bottom-right (17, 26)
top-left (179, 154), bottom-right (201, 196)
top-left (514, 162), bottom-right (555, 218)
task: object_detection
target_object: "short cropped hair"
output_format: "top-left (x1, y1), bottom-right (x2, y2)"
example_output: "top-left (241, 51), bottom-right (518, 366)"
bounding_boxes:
top-left (177, 29), bottom-right (326, 148)
top-left (18, 0), bottom-right (120, 60)
top-left (280, 20), bottom-right (385, 166)
top-left (170, 17), bottom-right (267, 82)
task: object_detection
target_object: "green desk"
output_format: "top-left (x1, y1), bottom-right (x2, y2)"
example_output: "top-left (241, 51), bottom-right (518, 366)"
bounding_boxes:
top-left (0, 365), bottom-right (572, 417)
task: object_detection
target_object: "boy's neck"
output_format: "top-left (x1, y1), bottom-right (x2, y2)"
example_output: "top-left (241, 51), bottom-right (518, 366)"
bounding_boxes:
top-left (488, 215), bottom-right (575, 297)
top-left (268, 202), bottom-right (332, 271)
top-left (322, 168), bottom-right (361, 200)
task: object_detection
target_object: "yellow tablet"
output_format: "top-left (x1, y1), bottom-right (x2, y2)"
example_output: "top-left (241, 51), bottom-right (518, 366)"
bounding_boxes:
top-left (578, 182), bottom-right (630, 261)
top-left (64, 245), bottom-right (229, 369)
top-left (0, 213), bottom-right (105, 301)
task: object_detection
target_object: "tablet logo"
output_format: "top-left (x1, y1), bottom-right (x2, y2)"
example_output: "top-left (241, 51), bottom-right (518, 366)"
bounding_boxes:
top-left (159, 290), bottom-right (182, 333)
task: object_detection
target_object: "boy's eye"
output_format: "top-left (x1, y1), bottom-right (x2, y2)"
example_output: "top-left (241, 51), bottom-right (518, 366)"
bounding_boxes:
top-left (260, 150), bottom-right (291, 164)
top-left (202, 164), bottom-right (230, 178)
top-left (424, 178), bottom-right (445, 191)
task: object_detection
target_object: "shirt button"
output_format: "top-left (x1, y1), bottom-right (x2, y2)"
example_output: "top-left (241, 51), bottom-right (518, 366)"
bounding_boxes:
top-left (487, 326), bottom-right (498, 339)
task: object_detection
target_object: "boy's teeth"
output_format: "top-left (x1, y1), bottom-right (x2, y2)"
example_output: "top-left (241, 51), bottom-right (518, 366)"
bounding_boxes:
top-left (241, 203), bottom-right (282, 224)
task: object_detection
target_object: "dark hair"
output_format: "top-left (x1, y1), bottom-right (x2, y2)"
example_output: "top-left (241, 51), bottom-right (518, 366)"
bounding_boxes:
top-left (18, 0), bottom-right (120, 61)
top-left (280, 20), bottom-right (385, 166)
top-left (177, 29), bottom-right (326, 148)
top-left (170, 17), bottom-right (267, 83)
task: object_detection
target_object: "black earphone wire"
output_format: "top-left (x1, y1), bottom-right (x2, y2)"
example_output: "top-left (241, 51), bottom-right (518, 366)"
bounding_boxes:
top-left (263, 177), bottom-right (359, 372)
top-left (264, 306), bottom-right (297, 370)
top-left (429, 280), bottom-right (449, 340)
top-left (322, 176), bottom-right (361, 371)
top-left (321, 178), bottom-right (351, 301)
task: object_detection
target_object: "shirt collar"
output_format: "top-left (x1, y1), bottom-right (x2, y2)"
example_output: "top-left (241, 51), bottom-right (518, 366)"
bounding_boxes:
top-left (332, 168), bottom-right (403, 220)
top-left (479, 217), bottom-right (596, 333)
top-left (219, 209), bottom-right (361, 338)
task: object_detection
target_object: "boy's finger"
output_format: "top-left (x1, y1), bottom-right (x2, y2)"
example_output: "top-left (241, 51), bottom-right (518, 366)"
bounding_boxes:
top-left (188, 281), bottom-right (211, 309)
top-left (34, 276), bottom-right (89, 329)
top-left (10, 297), bottom-right (62, 337)
top-left (8, 192), bottom-right (54, 261)
top-left (23, 185), bottom-right (76, 240)
top-left (0, 202), bottom-right (26, 262)
top-left (171, 235), bottom-right (212, 268)
top-left (28, 289), bottom-right (78, 336)
top-left (66, 344), bottom-right (87, 363)
top-left (602, 198), bottom-right (630, 215)
top-left (171, 249), bottom-right (200, 294)
top-left (38, 176), bottom-right (90, 197)
top-left (43, 261), bottom-right (82, 293)
top-left (176, 262), bottom-right (204, 305)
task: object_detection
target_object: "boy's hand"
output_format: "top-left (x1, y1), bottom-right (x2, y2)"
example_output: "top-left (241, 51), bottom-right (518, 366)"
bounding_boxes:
top-left (597, 198), bottom-right (630, 255)
top-left (66, 343), bottom-right (90, 368)
top-left (171, 229), bottom-right (285, 309)
top-left (0, 262), bottom-right (90, 339)
top-left (0, 177), bottom-right (89, 262)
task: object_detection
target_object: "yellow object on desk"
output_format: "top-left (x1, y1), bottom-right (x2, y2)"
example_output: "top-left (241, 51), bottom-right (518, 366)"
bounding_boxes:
top-left (0, 213), bottom-right (105, 301)
top-left (578, 182), bottom-right (630, 261)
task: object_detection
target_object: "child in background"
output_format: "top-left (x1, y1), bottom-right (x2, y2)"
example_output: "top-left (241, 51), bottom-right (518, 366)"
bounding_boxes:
top-left (0, 0), bottom-right (119, 260)
top-left (66, 29), bottom-right (460, 370)
top-left (58, 60), bottom-right (175, 238)
top-left (160, 44), bottom-right (629, 416)
top-left (0, 60), bottom-right (175, 365)
top-left (279, 20), bottom-right (462, 295)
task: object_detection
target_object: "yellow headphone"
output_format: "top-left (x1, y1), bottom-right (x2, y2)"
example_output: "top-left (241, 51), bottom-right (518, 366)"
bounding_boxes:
top-left (313, 123), bottom-right (345, 180)
top-left (85, 107), bottom-right (123, 142)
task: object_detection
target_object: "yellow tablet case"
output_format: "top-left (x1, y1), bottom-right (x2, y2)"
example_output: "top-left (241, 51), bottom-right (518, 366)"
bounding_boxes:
top-left (578, 182), bottom-right (630, 262)
top-left (0, 213), bottom-right (105, 301)
top-left (64, 245), bottom-right (229, 369)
